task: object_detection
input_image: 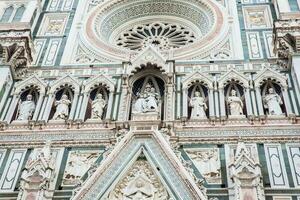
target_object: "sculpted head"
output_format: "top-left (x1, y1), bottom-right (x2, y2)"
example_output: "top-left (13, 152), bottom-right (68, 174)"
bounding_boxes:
top-left (195, 91), bottom-right (201, 97)
top-left (97, 93), bottom-right (103, 99)
top-left (145, 83), bottom-right (151, 92)
top-left (26, 94), bottom-right (33, 101)
top-left (268, 88), bottom-right (274, 94)
top-left (150, 87), bottom-right (156, 93)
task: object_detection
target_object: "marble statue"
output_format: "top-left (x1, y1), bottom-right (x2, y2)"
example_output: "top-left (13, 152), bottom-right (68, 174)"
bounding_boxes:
top-left (17, 94), bottom-right (36, 120)
top-left (53, 94), bottom-right (71, 120)
top-left (227, 90), bottom-right (243, 116)
top-left (190, 91), bottom-right (207, 119)
top-left (263, 88), bottom-right (283, 115)
top-left (134, 84), bottom-right (159, 113)
top-left (91, 93), bottom-right (106, 119)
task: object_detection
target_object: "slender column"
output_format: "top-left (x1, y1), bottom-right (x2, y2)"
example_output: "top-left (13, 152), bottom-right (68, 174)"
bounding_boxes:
top-left (255, 87), bottom-right (265, 116)
top-left (219, 87), bottom-right (226, 118)
top-left (32, 94), bottom-right (44, 121)
top-left (0, 83), bottom-right (12, 115)
top-left (69, 93), bottom-right (79, 120)
top-left (214, 89), bottom-right (220, 118)
top-left (105, 91), bottom-right (114, 120)
top-left (182, 88), bottom-right (188, 118)
top-left (75, 94), bottom-right (83, 119)
top-left (282, 86), bottom-right (293, 116)
top-left (244, 87), bottom-right (253, 116)
top-left (4, 94), bottom-right (19, 123)
top-left (0, 97), bottom-right (12, 121)
top-left (79, 93), bottom-right (89, 120)
top-left (208, 88), bottom-right (215, 118)
top-left (43, 93), bottom-right (55, 121)
top-left (176, 77), bottom-right (182, 119)
top-left (38, 96), bottom-right (48, 120)
top-left (274, 0), bottom-right (291, 13)
top-left (117, 86), bottom-right (130, 121)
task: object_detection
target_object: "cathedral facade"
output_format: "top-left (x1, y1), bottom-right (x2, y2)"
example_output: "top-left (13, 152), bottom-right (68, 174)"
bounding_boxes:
top-left (0, 0), bottom-right (300, 199)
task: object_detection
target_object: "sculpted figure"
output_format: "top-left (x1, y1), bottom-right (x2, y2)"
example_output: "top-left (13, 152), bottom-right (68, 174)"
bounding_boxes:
top-left (190, 91), bottom-right (207, 119)
top-left (263, 88), bottom-right (283, 115)
top-left (53, 94), bottom-right (71, 120)
top-left (146, 87), bottom-right (159, 112)
top-left (227, 90), bottom-right (243, 116)
top-left (17, 94), bottom-right (36, 120)
top-left (134, 92), bottom-right (147, 113)
top-left (91, 93), bottom-right (106, 119)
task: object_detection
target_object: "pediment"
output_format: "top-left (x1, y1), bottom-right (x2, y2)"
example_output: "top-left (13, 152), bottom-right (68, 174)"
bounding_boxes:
top-left (254, 67), bottom-right (287, 88)
top-left (182, 72), bottom-right (214, 89)
top-left (218, 69), bottom-right (249, 88)
top-left (72, 130), bottom-right (206, 200)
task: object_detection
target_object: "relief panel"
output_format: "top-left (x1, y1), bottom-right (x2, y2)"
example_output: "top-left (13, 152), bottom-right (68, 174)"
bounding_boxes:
top-left (0, 149), bottom-right (27, 192)
top-left (185, 148), bottom-right (221, 184)
top-left (38, 13), bottom-right (69, 36)
top-left (62, 150), bottom-right (103, 186)
top-left (264, 144), bottom-right (289, 188)
top-left (243, 5), bottom-right (273, 29)
top-left (263, 31), bottom-right (276, 58)
top-left (31, 39), bottom-right (47, 66)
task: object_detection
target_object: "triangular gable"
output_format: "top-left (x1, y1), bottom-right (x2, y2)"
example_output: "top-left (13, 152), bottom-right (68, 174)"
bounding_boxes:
top-left (73, 130), bottom-right (206, 200)
top-left (128, 46), bottom-right (167, 74)
top-left (83, 74), bottom-right (115, 93)
top-left (254, 67), bottom-right (287, 88)
top-left (182, 71), bottom-right (214, 89)
top-left (218, 69), bottom-right (249, 88)
top-left (15, 74), bottom-right (47, 94)
top-left (49, 74), bottom-right (81, 93)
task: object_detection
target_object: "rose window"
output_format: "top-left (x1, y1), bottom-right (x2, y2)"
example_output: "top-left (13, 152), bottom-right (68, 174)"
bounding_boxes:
top-left (115, 22), bottom-right (197, 51)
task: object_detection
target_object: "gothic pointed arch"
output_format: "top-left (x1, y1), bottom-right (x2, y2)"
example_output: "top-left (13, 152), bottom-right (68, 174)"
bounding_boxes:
top-left (49, 75), bottom-right (81, 94)
top-left (14, 74), bottom-right (47, 94)
top-left (182, 72), bottom-right (214, 90)
top-left (254, 67), bottom-right (287, 88)
top-left (72, 130), bottom-right (206, 200)
top-left (218, 69), bottom-right (249, 89)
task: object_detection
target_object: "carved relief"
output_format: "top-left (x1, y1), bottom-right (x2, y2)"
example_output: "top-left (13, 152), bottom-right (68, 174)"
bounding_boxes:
top-left (62, 150), bottom-right (101, 186)
top-left (107, 158), bottom-right (170, 200)
top-left (185, 148), bottom-right (221, 184)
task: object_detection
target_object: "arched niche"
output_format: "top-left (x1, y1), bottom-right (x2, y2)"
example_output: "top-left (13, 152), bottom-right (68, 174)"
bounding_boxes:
top-left (260, 80), bottom-right (286, 116)
top-left (253, 68), bottom-right (292, 117)
top-left (42, 75), bottom-right (80, 122)
top-left (49, 86), bottom-right (74, 121)
top-left (2, 75), bottom-right (47, 123)
top-left (187, 83), bottom-right (209, 119)
top-left (182, 72), bottom-right (214, 119)
top-left (78, 74), bottom-right (115, 121)
top-left (127, 66), bottom-right (167, 121)
top-left (224, 82), bottom-right (246, 116)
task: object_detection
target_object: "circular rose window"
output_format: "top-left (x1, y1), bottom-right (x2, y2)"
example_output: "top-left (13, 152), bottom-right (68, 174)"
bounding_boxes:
top-left (83, 0), bottom-right (229, 60)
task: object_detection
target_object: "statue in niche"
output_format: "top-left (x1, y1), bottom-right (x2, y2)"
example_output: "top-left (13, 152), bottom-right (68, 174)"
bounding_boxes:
top-left (17, 94), bottom-right (36, 121)
top-left (17, 94), bottom-right (35, 120)
top-left (53, 94), bottom-right (71, 120)
top-left (186, 148), bottom-right (221, 184)
top-left (227, 89), bottom-right (244, 116)
top-left (189, 91), bottom-right (207, 119)
top-left (134, 83), bottom-right (159, 113)
top-left (91, 93), bottom-right (106, 119)
top-left (263, 88), bottom-right (283, 115)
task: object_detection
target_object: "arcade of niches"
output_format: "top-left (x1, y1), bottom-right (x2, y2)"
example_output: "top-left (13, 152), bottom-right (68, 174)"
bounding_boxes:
top-left (0, 0), bottom-right (300, 200)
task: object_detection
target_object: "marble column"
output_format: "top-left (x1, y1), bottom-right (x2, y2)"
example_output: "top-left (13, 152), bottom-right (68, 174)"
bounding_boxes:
top-left (42, 93), bottom-right (55, 121)
top-left (182, 88), bottom-right (188, 119)
top-left (214, 88), bottom-right (220, 118)
top-left (208, 88), bottom-right (215, 118)
top-left (105, 91), bottom-right (114, 120)
top-left (219, 87), bottom-right (226, 118)
top-left (0, 97), bottom-right (12, 121)
top-left (69, 92), bottom-right (79, 120)
top-left (255, 87), bottom-right (265, 116)
top-left (38, 96), bottom-right (48, 120)
top-left (0, 82), bottom-right (13, 118)
top-left (244, 87), bottom-right (253, 116)
top-left (274, 0), bottom-right (291, 14)
top-left (4, 93), bottom-right (19, 123)
top-left (75, 94), bottom-right (83, 119)
top-left (79, 92), bottom-right (89, 120)
top-left (282, 86), bottom-right (293, 116)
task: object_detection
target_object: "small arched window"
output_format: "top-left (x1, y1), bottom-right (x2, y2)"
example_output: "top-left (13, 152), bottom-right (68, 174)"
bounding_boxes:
top-left (12, 6), bottom-right (25, 22)
top-left (0, 6), bottom-right (14, 23)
